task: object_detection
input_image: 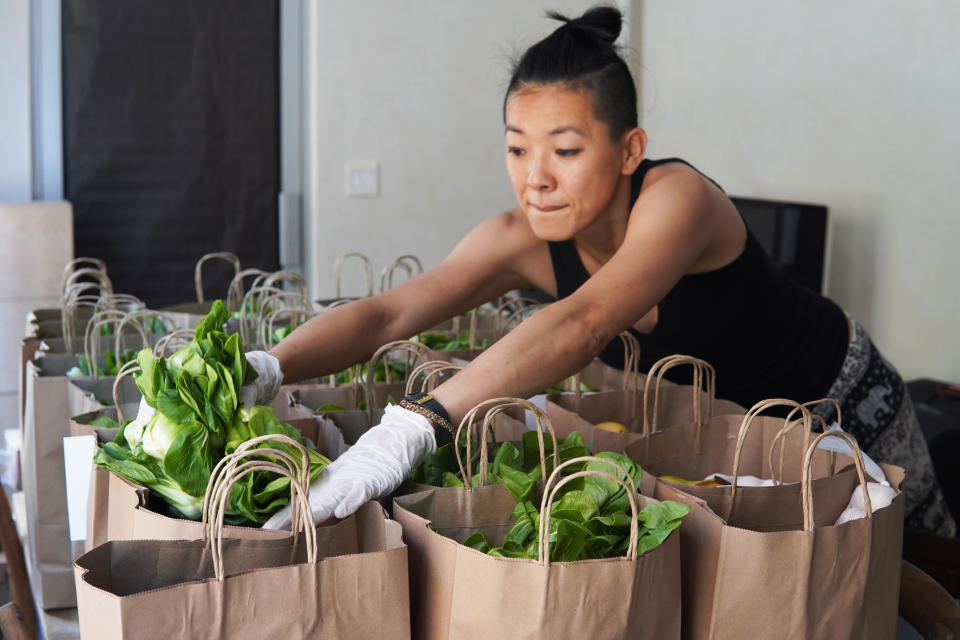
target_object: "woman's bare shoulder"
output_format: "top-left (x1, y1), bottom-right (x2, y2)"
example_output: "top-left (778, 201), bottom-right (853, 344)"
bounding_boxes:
top-left (448, 206), bottom-right (555, 294)
top-left (627, 160), bottom-right (744, 272)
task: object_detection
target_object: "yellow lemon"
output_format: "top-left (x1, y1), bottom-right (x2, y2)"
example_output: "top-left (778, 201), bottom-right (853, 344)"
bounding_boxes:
top-left (594, 421), bottom-right (629, 434)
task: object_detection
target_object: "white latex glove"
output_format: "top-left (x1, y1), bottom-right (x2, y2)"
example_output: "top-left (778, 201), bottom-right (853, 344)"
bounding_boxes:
top-left (240, 350), bottom-right (284, 408)
top-left (262, 404), bottom-right (436, 530)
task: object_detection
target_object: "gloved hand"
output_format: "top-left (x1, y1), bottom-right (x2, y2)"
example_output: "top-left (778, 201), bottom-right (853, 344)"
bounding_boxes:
top-left (262, 404), bottom-right (436, 529)
top-left (240, 350), bottom-right (284, 408)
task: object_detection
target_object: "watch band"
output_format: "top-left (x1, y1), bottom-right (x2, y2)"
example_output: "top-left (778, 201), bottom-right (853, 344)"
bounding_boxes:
top-left (399, 392), bottom-right (454, 448)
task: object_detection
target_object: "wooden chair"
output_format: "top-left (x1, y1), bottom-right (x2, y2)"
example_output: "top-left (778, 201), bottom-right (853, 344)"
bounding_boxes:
top-left (901, 560), bottom-right (960, 640)
top-left (0, 488), bottom-right (36, 640)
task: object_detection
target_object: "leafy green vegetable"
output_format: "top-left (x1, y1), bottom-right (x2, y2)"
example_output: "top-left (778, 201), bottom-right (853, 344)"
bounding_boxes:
top-left (543, 379), bottom-right (598, 397)
top-left (415, 330), bottom-right (491, 352)
top-left (461, 452), bottom-right (690, 561)
top-left (95, 300), bottom-right (330, 524)
top-left (334, 360), bottom-right (409, 385)
top-left (410, 430), bottom-right (590, 489)
top-left (65, 348), bottom-right (138, 378)
top-left (314, 403), bottom-right (347, 412)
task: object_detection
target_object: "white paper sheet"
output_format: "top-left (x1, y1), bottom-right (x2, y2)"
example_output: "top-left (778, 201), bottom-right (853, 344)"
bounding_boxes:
top-left (62, 435), bottom-right (97, 542)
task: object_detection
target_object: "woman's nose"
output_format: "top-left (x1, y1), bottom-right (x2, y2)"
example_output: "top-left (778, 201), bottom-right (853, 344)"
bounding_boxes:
top-left (526, 155), bottom-right (554, 190)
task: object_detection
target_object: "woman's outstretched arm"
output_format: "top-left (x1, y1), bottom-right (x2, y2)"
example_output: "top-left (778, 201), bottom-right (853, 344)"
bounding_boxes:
top-left (268, 210), bottom-right (538, 383)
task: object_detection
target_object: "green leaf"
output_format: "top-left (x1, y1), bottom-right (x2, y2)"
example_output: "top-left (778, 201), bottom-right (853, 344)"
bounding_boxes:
top-left (161, 421), bottom-right (216, 496)
top-left (638, 500), bottom-right (691, 529)
top-left (490, 441), bottom-right (522, 478)
top-left (551, 489), bottom-right (599, 524)
top-left (463, 532), bottom-right (493, 553)
top-left (89, 415), bottom-right (120, 430)
top-left (94, 447), bottom-right (157, 485)
top-left (548, 518), bottom-right (593, 562)
top-left (194, 299), bottom-right (230, 341)
top-left (157, 388), bottom-right (197, 424)
top-left (133, 348), bottom-right (163, 406)
top-left (441, 471), bottom-right (464, 488)
top-left (314, 403), bottom-right (347, 412)
top-left (499, 464), bottom-right (534, 503)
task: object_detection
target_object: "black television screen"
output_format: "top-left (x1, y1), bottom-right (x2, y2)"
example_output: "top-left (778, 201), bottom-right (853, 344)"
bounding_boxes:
top-left (731, 196), bottom-right (828, 293)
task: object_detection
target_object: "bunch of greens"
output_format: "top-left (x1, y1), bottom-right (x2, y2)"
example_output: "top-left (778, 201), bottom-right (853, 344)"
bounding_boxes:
top-left (411, 430), bottom-right (590, 488)
top-left (415, 330), bottom-right (491, 352)
top-left (334, 359), bottom-right (409, 385)
top-left (543, 379), bottom-right (598, 397)
top-left (66, 348), bottom-right (138, 378)
top-left (268, 323), bottom-right (299, 345)
top-left (93, 300), bottom-right (330, 524)
top-left (462, 452), bottom-right (690, 561)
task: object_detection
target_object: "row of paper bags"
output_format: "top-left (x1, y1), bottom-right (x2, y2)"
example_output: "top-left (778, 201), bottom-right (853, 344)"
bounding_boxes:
top-left (72, 398), bottom-right (905, 640)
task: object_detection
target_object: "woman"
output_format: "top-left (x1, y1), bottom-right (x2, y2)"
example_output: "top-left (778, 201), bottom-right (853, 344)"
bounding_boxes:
top-left (249, 6), bottom-right (952, 534)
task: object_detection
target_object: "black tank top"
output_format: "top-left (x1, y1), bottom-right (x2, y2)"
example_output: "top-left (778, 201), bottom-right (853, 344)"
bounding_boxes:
top-left (547, 157), bottom-right (849, 408)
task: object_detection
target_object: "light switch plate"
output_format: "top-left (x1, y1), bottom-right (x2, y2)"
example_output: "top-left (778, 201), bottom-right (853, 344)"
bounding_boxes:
top-left (345, 161), bottom-right (379, 197)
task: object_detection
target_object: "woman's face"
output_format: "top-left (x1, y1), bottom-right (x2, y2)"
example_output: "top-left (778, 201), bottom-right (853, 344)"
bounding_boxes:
top-left (504, 83), bottom-right (629, 241)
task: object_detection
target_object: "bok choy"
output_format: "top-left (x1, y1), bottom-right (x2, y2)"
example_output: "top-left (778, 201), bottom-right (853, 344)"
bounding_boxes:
top-left (94, 300), bottom-right (330, 524)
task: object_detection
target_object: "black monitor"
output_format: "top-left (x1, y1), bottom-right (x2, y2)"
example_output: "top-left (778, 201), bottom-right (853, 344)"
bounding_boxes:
top-left (731, 196), bottom-right (828, 294)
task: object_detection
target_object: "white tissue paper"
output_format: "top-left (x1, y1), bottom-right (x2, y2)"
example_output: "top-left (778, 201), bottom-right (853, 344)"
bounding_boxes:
top-left (818, 422), bottom-right (888, 485)
top-left (706, 473), bottom-right (778, 487)
top-left (833, 482), bottom-right (899, 526)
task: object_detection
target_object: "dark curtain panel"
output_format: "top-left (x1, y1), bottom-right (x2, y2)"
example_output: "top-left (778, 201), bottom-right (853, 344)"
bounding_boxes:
top-left (62, 0), bottom-right (280, 307)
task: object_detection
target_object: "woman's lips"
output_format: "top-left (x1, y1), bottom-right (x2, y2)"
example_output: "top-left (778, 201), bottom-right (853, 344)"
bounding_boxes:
top-left (530, 203), bottom-right (567, 212)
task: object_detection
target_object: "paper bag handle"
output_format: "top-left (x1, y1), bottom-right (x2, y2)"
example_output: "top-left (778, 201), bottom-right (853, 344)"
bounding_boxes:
top-left (728, 398), bottom-right (810, 501)
top-left (364, 340), bottom-right (431, 411)
top-left (496, 303), bottom-right (549, 340)
top-left (225, 268), bottom-right (268, 311)
top-left (768, 398), bottom-right (841, 484)
top-left (405, 361), bottom-right (462, 396)
top-left (538, 456), bottom-right (639, 564)
top-left (801, 430), bottom-right (872, 531)
top-left (642, 355), bottom-right (715, 436)
top-left (566, 330), bottom-right (641, 405)
top-left (194, 252), bottom-right (242, 303)
top-left (113, 360), bottom-right (141, 423)
top-left (333, 252), bottom-right (374, 298)
top-left (453, 397), bottom-right (557, 489)
top-left (264, 307), bottom-right (313, 349)
top-left (202, 434), bottom-right (311, 539)
top-left (115, 309), bottom-right (178, 358)
top-left (85, 310), bottom-right (146, 380)
top-left (153, 328), bottom-right (197, 358)
top-left (379, 254), bottom-right (423, 293)
top-left (202, 434), bottom-right (315, 579)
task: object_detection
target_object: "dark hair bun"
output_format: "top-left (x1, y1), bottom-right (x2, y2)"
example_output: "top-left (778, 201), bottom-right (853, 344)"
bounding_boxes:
top-left (547, 5), bottom-right (622, 45)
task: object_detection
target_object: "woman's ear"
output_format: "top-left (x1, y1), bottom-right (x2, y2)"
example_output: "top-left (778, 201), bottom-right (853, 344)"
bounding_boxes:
top-left (621, 127), bottom-right (647, 175)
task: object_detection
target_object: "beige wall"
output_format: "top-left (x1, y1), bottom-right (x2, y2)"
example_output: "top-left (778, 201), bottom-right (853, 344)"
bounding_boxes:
top-left (304, 0), bottom-right (602, 299)
top-left (635, 1), bottom-right (960, 382)
top-left (304, 1), bottom-right (958, 382)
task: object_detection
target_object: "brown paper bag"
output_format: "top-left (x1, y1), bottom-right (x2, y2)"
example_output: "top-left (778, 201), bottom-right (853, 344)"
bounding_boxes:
top-left (393, 470), bottom-right (681, 640)
top-left (625, 399), bottom-right (847, 529)
top-left (552, 355), bottom-right (745, 453)
top-left (281, 383), bottom-right (364, 412)
top-left (84, 410), bottom-right (330, 551)
top-left (632, 408), bottom-right (904, 640)
top-left (20, 357), bottom-right (117, 609)
top-left (396, 398), bottom-right (542, 498)
top-left (76, 440), bottom-right (410, 640)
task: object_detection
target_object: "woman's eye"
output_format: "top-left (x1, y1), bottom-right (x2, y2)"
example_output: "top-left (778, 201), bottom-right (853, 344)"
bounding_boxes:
top-left (556, 148), bottom-right (581, 157)
top-left (506, 146), bottom-right (525, 156)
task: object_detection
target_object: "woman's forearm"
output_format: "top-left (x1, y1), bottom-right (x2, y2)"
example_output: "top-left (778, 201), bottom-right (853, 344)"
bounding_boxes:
top-left (268, 297), bottom-right (400, 383)
top-left (430, 300), bottom-right (607, 423)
